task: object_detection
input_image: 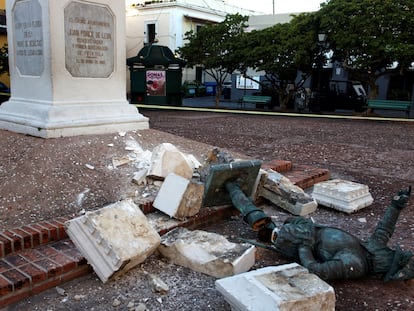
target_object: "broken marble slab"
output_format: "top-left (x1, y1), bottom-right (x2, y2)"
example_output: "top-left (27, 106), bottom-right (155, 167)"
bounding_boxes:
top-left (257, 170), bottom-right (318, 216)
top-left (112, 155), bottom-right (134, 168)
top-left (216, 263), bottom-right (335, 311)
top-left (65, 199), bottom-right (161, 283)
top-left (148, 143), bottom-right (200, 180)
top-left (132, 168), bottom-right (148, 185)
top-left (157, 227), bottom-right (255, 278)
top-left (153, 173), bottom-right (204, 220)
top-left (311, 179), bottom-right (373, 213)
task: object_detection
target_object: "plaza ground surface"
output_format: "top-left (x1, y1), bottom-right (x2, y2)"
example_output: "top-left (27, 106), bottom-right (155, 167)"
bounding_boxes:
top-left (1, 104), bottom-right (413, 310)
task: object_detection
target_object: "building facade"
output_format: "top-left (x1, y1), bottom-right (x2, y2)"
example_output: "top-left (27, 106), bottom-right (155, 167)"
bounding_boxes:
top-left (125, 0), bottom-right (262, 84)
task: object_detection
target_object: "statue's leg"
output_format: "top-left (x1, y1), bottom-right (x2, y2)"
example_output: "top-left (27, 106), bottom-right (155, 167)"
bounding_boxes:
top-left (225, 181), bottom-right (272, 231)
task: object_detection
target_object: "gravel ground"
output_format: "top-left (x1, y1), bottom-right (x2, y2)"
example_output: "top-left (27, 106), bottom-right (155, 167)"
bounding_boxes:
top-left (2, 108), bottom-right (414, 311)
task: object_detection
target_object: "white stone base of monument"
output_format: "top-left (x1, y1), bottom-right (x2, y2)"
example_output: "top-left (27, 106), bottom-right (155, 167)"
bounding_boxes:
top-left (0, 99), bottom-right (148, 138)
top-left (65, 199), bottom-right (160, 283)
top-left (158, 227), bottom-right (255, 278)
top-left (311, 179), bottom-right (373, 213)
top-left (215, 263), bottom-right (335, 311)
top-left (2, 0), bottom-right (149, 138)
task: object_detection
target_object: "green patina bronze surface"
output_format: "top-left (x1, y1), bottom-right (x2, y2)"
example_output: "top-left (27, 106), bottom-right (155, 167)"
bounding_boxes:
top-left (203, 160), bottom-right (413, 281)
top-left (203, 160), bottom-right (262, 207)
top-left (203, 160), bottom-right (272, 230)
top-left (271, 187), bottom-right (413, 281)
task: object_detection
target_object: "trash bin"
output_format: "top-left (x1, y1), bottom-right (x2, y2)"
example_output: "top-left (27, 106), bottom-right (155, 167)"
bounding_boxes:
top-left (205, 82), bottom-right (217, 96)
top-left (182, 81), bottom-right (206, 97)
top-left (197, 84), bottom-right (206, 97)
top-left (182, 81), bottom-right (197, 97)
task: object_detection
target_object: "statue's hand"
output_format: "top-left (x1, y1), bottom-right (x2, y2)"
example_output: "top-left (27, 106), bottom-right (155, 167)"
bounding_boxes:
top-left (392, 186), bottom-right (411, 210)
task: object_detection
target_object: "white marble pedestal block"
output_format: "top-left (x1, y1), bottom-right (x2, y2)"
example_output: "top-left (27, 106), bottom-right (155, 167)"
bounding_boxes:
top-left (65, 199), bottom-right (160, 283)
top-left (0, 0), bottom-right (148, 138)
top-left (158, 227), bottom-right (256, 278)
top-left (216, 263), bottom-right (335, 311)
top-left (311, 179), bottom-right (373, 213)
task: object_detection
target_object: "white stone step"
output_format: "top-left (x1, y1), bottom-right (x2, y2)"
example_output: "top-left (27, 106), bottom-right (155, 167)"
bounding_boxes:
top-left (311, 179), bottom-right (373, 213)
top-left (65, 199), bottom-right (161, 283)
top-left (216, 263), bottom-right (335, 311)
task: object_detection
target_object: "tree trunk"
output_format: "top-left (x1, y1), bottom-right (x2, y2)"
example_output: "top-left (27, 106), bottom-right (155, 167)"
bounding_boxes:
top-left (366, 74), bottom-right (379, 114)
top-left (215, 86), bottom-right (222, 108)
top-left (367, 76), bottom-right (379, 99)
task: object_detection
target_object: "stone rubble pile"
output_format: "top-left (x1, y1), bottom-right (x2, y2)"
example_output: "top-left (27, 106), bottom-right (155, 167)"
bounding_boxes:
top-left (64, 137), bottom-right (374, 308)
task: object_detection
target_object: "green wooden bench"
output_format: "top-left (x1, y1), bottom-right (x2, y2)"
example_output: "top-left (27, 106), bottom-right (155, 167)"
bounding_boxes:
top-left (366, 99), bottom-right (411, 117)
top-left (241, 95), bottom-right (272, 109)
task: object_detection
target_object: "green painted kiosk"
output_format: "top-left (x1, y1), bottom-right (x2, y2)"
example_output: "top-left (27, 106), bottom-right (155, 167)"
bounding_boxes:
top-left (127, 45), bottom-right (186, 106)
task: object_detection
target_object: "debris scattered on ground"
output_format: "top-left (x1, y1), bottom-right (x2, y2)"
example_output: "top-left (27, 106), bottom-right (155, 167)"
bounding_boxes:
top-left (55, 286), bottom-right (66, 296)
top-left (147, 273), bottom-right (169, 293)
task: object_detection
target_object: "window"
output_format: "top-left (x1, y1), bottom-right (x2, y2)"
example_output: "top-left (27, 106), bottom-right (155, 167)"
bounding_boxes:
top-left (146, 23), bottom-right (156, 45)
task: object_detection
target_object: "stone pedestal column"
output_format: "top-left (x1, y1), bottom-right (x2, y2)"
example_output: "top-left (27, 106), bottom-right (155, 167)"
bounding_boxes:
top-left (0, 0), bottom-right (148, 138)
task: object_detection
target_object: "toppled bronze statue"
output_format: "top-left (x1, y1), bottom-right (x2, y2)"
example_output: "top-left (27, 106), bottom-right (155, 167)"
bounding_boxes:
top-left (266, 186), bottom-right (413, 281)
top-left (202, 159), bottom-right (413, 281)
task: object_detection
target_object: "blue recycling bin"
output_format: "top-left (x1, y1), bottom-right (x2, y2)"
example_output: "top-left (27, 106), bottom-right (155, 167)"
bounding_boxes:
top-left (205, 82), bottom-right (217, 96)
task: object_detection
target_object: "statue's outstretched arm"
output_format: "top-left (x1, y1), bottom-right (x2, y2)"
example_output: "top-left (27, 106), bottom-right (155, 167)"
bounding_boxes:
top-left (298, 246), bottom-right (368, 280)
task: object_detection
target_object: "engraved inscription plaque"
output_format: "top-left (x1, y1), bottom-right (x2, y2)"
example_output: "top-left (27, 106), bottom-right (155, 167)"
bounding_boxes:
top-left (64, 1), bottom-right (115, 78)
top-left (13, 0), bottom-right (44, 76)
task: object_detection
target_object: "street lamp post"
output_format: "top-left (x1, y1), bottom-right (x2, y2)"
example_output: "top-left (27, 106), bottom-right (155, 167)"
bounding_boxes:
top-left (315, 33), bottom-right (327, 112)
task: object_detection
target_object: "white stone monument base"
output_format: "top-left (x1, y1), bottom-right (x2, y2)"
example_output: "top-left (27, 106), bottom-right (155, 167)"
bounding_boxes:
top-left (0, 99), bottom-right (148, 138)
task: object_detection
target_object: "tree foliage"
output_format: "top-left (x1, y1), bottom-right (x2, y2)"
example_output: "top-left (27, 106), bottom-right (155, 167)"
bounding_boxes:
top-left (317, 0), bottom-right (414, 97)
top-left (177, 14), bottom-right (249, 106)
top-left (178, 0), bottom-right (414, 104)
top-left (240, 13), bottom-right (320, 107)
top-left (0, 43), bottom-right (8, 76)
